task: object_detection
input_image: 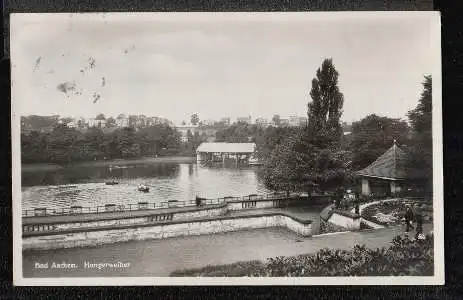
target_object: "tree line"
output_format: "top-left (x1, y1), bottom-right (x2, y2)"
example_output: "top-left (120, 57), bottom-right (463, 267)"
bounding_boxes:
top-left (21, 124), bottom-right (184, 164)
top-left (260, 58), bottom-right (432, 196)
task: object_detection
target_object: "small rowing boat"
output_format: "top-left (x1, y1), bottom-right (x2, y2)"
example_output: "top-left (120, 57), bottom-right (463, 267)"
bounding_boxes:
top-left (138, 184), bottom-right (150, 192)
top-left (105, 181), bottom-right (119, 185)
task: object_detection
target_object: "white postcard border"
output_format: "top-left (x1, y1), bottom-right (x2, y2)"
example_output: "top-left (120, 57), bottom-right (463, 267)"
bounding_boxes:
top-left (11, 11), bottom-right (444, 286)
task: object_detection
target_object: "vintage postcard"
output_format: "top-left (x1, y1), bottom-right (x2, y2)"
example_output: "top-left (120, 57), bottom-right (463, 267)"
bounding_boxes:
top-left (11, 12), bottom-right (443, 286)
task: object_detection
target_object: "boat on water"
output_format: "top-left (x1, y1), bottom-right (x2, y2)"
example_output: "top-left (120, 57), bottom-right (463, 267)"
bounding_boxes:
top-left (248, 156), bottom-right (262, 165)
top-left (105, 181), bottom-right (119, 185)
top-left (138, 184), bottom-right (150, 192)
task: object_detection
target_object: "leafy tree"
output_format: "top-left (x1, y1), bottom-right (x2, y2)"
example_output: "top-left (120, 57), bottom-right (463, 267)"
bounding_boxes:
top-left (272, 114), bottom-right (281, 126)
top-left (20, 118), bottom-right (184, 163)
top-left (186, 129), bottom-right (193, 142)
top-left (128, 115), bottom-right (138, 127)
top-left (348, 114), bottom-right (410, 170)
top-left (216, 123), bottom-right (251, 143)
top-left (46, 124), bottom-right (82, 163)
top-left (263, 131), bottom-right (352, 195)
top-left (21, 115), bottom-right (59, 132)
top-left (106, 117), bottom-right (116, 127)
top-left (263, 58), bottom-right (352, 195)
top-left (191, 113), bottom-right (200, 125)
top-left (21, 131), bottom-right (48, 163)
top-left (60, 117), bottom-right (73, 124)
top-left (95, 113), bottom-right (106, 120)
top-left (406, 75), bottom-right (433, 196)
top-left (307, 58), bottom-right (344, 148)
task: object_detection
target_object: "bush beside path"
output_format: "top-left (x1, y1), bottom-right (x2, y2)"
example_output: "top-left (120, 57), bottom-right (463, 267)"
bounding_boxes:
top-left (171, 222), bottom-right (433, 277)
top-left (171, 232), bottom-right (434, 277)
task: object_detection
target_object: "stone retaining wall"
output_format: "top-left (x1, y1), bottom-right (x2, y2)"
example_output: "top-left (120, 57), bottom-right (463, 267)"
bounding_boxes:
top-left (23, 197), bottom-right (319, 235)
top-left (319, 207), bottom-right (361, 233)
top-left (23, 213), bottom-right (313, 251)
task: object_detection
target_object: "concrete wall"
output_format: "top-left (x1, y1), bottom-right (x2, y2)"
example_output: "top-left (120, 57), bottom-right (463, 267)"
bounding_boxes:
top-left (23, 214), bottom-right (313, 251)
top-left (319, 206), bottom-right (361, 234)
top-left (227, 199), bottom-right (280, 211)
top-left (172, 205), bottom-right (227, 221)
top-left (328, 212), bottom-right (361, 231)
top-left (23, 197), bottom-right (324, 235)
top-left (22, 196), bottom-right (321, 250)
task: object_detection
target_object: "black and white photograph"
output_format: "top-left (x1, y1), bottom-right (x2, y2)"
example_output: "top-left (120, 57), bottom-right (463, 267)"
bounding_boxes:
top-left (11, 12), bottom-right (443, 285)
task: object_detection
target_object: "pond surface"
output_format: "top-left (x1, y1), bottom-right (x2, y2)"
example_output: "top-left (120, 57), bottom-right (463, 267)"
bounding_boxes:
top-left (21, 162), bottom-right (272, 210)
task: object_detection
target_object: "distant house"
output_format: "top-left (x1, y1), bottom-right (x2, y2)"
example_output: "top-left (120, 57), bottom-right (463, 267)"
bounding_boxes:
top-left (220, 117), bottom-right (231, 126)
top-left (116, 116), bottom-right (129, 127)
top-left (297, 116), bottom-right (308, 127)
top-left (75, 118), bottom-right (87, 129)
top-left (285, 116), bottom-right (307, 127)
top-left (279, 118), bottom-right (290, 126)
top-left (236, 116), bottom-right (252, 124)
top-left (145, 117), bottom-right (156, 127)
top-left (67, 121), bottom-right (77, 128)
top-left (175, 124), bottom-right (218, 142)
top-left (255, 117), bottom-right (269, 127)
top-left (202, 119), bottom-right (215, 126)
top-left (88, 118), bottom-right (106, 128)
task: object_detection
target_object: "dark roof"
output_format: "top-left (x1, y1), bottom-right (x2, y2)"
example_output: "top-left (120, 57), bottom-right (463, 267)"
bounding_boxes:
top-left (357, 141), bottom-right (407, 180)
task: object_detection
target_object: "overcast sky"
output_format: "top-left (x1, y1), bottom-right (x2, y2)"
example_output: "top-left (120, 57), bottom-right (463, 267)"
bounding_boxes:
top-left (11, 13), bottom-right (438, 125)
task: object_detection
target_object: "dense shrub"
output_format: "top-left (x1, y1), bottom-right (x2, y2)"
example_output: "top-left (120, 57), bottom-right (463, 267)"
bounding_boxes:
top-left (171, 234), bottom-right (434, 277)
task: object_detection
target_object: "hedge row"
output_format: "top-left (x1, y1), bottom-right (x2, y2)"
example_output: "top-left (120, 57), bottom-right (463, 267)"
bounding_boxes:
top-left (171, 234), bottom-right (434, 277)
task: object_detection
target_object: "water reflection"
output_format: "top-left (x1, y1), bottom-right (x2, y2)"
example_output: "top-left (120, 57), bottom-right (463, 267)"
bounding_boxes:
top-left (22, 164), bottom-right (181, 187)
top-left (22, 163), bottom-right (271, 210)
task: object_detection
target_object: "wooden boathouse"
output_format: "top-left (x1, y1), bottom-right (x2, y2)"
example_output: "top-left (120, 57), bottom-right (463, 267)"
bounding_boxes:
top-left (196, 142), bottom-right (257, 164)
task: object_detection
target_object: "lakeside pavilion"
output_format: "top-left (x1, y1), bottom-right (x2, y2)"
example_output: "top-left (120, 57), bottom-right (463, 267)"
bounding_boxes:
top-left (357, 140), bottom-right (421, 197)
top-left (196, 142), bottom-right (257, 164)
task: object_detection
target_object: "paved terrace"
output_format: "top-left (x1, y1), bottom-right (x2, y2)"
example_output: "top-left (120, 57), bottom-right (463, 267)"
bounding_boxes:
top-left (23, 222), bottom-right (433, 277)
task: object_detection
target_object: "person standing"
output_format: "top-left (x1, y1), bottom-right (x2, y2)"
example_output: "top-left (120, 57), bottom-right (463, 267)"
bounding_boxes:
top-left (354, 194), bottom-right (360, 214)
top-left (414, 203), bottom-right (423, 240)
top-left (404, 204), bottom-right (415, 233)
top-left (334, 188), bottom-right (343, 209)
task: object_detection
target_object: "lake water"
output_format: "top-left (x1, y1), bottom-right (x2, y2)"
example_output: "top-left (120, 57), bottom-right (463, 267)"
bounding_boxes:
top-left (21, 162), bottom-right (272, 211)
top-left (22, 161), bottom-right (328, 277)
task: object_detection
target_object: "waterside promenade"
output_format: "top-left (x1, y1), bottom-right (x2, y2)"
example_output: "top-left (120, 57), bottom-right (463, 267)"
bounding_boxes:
top-left (22, 195), bottom-right (330, 251)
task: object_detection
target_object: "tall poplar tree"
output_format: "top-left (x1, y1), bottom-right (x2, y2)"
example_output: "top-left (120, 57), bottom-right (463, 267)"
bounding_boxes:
top-left (307, 58), bottom-right (344, 148)
top-left (263, 59), bottom-right (352, 196)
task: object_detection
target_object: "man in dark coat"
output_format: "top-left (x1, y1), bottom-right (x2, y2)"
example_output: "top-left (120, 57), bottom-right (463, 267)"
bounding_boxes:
top-left (404, 204), bottom-right (415, 232)
top-left (334, 188), bottom-right (343, 209)
top-left (414, 203), bottom-right (424, 239)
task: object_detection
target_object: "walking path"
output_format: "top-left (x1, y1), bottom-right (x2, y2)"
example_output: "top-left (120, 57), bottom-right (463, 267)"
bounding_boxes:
top-left (22, 221), bottom-right (432, 278)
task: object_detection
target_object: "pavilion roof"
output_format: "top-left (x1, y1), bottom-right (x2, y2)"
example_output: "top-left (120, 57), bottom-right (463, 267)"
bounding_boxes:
top-left (357, 141), bottom-right (408, 180)
top-left (196, 142), bottom-right (256, 153)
